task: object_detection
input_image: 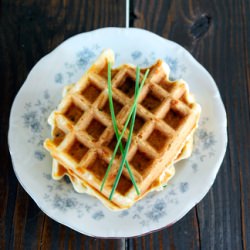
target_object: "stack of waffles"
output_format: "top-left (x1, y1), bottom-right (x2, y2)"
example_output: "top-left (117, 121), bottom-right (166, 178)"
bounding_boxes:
top-left (44, 49), bottom-right (201, 210)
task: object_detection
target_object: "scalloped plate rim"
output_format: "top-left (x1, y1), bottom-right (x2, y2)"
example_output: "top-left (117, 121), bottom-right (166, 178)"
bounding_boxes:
top-left (8, 27), bottom-right (227, 238)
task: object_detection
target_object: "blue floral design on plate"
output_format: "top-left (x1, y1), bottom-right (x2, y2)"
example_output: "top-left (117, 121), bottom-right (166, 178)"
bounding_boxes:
top-left (54, 44), bottom-right (102, 84)
top-left (180, 182), bottom-right (189, 193)
top-left (131, 50), bottom-right (142, 60)
top-left (92, 211), bottom-right (105, 220)
top-left (55, 73), bottom-right (63, 84)
top-left (76, 48), bottom-right (96, 69)
top-left (22, 90), bottom-right (55, 161)
top-left (17, 44), bottom-right (221, 230)
top-left (145, 199), bottom-right (167, 222)
top-left (9, 28), bottom-right (227, 238)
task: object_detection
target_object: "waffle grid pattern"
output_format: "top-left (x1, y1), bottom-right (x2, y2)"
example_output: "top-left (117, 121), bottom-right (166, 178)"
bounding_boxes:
top-left (44, 50), bottom-right (200, 209)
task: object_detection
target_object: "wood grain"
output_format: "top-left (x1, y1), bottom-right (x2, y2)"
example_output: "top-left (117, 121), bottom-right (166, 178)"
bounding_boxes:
top-left (129, 0), bottom-right (250, 249)
top-left (0, 0), bottom-right (125, 249)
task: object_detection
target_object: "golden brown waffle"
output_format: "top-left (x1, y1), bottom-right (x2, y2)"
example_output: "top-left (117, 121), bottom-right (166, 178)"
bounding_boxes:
top-left (51, 159), bottom-right (176, 210)
top-left (44, 49), bottom-right (201, 210)
top-left (50, 133), bottom-right (193, 210)
top-left (50, 126), bottom-right (193, 210)
top-left (51, 124), bottom-right (194, 188)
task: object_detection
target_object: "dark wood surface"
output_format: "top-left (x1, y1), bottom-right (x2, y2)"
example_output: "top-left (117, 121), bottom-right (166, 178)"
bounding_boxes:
top-left (1, 0), bottom-right (249, 249)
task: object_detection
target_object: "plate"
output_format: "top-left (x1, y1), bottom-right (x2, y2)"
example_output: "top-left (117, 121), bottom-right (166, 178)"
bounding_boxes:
top-left (8, 27), bottom-right (227, 238)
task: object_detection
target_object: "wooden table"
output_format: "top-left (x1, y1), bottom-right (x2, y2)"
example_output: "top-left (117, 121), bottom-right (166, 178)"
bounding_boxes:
top-left (1, 0), bottom-right (249, 249)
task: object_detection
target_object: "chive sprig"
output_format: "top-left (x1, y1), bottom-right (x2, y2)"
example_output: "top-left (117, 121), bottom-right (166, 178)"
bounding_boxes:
top-left (100, 62), bottom-right (150, 200)
top-left (100, 63), bottom-right (139, 194)
top-left (109, 66), bottom-right (140, 200)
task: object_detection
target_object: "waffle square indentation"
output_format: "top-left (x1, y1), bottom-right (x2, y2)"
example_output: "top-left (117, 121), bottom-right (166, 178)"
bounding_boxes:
top-left (147, 129), bottom-right (169, 152)
top-left (101, 99), bottom-right (123, 116)
top-left (116, 175), bottom-right (133, 195)
top-left (67, 139), bottom-right (88, 163)
top-left (64, 103), bottom-right (84, 124)
top-left (118, 76), bottom-right (135, 97)
top-left (164, 109), bottom-right (185, 129)
top-left (86, 119), bottom-right (106, 141)
top-left (87, 156), bottom-right (108, 181)
top-left (81, 83), bottom-right (102, 103)
top-left (106, 136), bottom-right (127, 156)
top-left (99, 66), bottom-right (108, 79)
top-left (130, 150), bottom-right (152, 173)
top-left (132, 115), bottom-right (146, 134)
top-left (141, 90), bottom-right (163, 113)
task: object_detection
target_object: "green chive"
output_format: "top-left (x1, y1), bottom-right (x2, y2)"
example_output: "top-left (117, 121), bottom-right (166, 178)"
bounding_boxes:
top-left (106, 68), bottom-right (149, 199)
top-left (107, 68), bottom-right (149, 168)
top-left (109, 67), bottom-right (140, 200)
top-left (100, 63), bottom-right (140, 194)
top-left (100, 65), bottom-right (149, 199)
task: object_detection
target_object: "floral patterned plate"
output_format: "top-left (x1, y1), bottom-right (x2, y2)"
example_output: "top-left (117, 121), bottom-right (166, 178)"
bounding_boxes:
top-left (8, 28), bottom-right (227, 238)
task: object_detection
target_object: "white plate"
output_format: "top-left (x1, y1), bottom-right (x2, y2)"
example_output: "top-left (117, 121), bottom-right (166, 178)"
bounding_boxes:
top-left (8, 27), bottom-right (227, 238)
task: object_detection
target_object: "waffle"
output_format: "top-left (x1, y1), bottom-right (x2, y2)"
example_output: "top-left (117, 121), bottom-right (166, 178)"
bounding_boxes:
top-left (44, 49), bottom-right (201, 210)
top-left (50, 133), bottom-right (193, 210)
